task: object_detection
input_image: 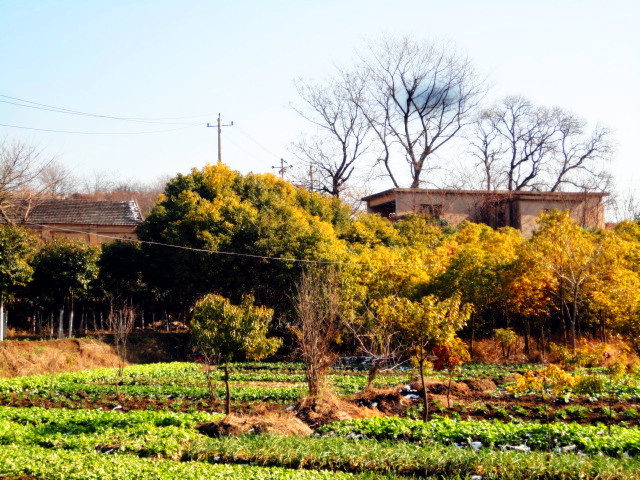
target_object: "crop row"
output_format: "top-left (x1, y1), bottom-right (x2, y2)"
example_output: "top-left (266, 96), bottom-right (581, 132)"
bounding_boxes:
top-left (0, 444), bottom-right (359, 480)
top-left (0, 406), bottom-right (639, 479)
top-left (318, 416), bottom-right (640, 456)
top-left (188, 433), bottom-right (640, 479)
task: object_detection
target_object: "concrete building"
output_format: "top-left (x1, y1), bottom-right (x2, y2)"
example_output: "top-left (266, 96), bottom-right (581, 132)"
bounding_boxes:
top-left (5, 199), bottom-right (143, 245)
top-left (362, 189), bottom-right (607, 237)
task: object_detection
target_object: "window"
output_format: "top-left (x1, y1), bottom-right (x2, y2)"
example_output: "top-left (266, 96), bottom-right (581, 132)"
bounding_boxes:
top-left (419, 204), bottom-right (442, 219)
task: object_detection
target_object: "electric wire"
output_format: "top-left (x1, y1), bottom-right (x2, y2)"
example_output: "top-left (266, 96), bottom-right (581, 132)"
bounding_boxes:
top-left (0, 122), bottom-right (200, 135)
top-left (234, 125), bottom-right (281, 159)
top-left (24, 221), bottom-right (431, 269)
top-left (0, 94), bottom-right (211, 123)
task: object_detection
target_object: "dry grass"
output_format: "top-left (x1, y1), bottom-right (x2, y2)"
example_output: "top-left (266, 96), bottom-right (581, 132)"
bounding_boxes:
top-left (197, 412), bottom-right (313, 437)
top-left (0, 339), bottom-right (121, 377)
top-left (294, 391), bottom-right (381, 428)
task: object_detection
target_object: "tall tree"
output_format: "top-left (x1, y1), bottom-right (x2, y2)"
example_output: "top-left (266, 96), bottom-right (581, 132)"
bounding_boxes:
top-left (292, 72), bottom-right (371, 196)
top-left (358, 37), bottom-right (484, 188)
top-left (137, 163), bottom-right (351, 313)
top-left (469, 96), bottom-right (611, 192)
top-left (29, 239), bottom-right (99, 338)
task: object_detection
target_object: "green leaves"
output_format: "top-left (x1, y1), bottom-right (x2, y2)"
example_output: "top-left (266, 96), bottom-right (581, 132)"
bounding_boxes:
top-left (0, 224), bottom-right (38, 294)
top-left (192, 294), bottom-right (282, 364)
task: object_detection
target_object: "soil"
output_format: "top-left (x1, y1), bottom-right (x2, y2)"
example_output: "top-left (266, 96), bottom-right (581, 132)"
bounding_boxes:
top-left (294, 392), bottom-right (382, 428)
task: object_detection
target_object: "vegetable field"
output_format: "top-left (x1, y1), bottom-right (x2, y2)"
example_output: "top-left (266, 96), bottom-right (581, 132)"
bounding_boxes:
top-left (0, 361), bottom-right (639, 479)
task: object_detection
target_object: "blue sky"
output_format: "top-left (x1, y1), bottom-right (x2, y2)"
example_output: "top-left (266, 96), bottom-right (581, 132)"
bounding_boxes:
top-left (1, 1), bottom-right (638, 199)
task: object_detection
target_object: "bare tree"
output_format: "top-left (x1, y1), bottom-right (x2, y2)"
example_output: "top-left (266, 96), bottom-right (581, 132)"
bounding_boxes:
top-left (292, 267), bottom-right (341, 397)
top-left (37, 161), bottom-right (76, 197)
top-left (291, 72), bottom-right (371, 196)
top-left (342, 305), bottom-right (407, 390)
top-left (549, 119), bottom-right (611, 192)
top-left (468, 96), bottom-right (612, 192)
top-left (357, 37), bottom-right (485, 188)
top-left (0, 140), bottom-right (51, 222)
top-left (467, 110), bottom-right (507, 190)
top-left (107, 299), bottom-right (136, 377)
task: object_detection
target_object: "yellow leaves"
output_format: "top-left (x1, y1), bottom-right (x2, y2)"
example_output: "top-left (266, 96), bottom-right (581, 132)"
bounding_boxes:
top-left (507, 364), bottom-right (576, 395)
top-left (371, 293), bottom-right (472, 362)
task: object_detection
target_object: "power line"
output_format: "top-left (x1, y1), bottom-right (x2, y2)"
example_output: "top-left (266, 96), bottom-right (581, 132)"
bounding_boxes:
top-left (0, 122), bottom-right (200, 135)
top-left (0, 94), bottom-right (210, 124)
top-left (25, 222), bottom-right (431, 269)
top-left (235, 125), bottom-right (281, 159)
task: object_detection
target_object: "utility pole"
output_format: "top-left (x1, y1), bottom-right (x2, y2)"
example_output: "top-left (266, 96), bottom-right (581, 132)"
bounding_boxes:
top-left (207, 114), bottom-right (233, 165)
top-left (271, 158), bottom-right (289, 179)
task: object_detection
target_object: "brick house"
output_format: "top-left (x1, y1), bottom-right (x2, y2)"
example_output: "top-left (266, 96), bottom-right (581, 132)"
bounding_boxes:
top-left (6, 199), bottom-right (143, 245)
top-left (362, 189), bottom-right (607, 237)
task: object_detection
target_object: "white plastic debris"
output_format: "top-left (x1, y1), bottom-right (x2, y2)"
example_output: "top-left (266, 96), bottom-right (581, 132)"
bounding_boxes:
top-left (112, 405), bottom-right (123, 410)
top-left (371, 402), bottom-right (378, 408)
top-left (285, 405), bottom-right (296, 411)
top-left (503, 445), bottom-right (531, 452)
top-left (471, 441), bottom-right (483, 450)
top-left (404, 394), bottom-right (420, 400)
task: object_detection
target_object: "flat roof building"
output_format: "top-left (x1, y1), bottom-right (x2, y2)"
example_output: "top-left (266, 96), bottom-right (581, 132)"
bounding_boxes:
top-left (362, 189), bottom-right (607, 237)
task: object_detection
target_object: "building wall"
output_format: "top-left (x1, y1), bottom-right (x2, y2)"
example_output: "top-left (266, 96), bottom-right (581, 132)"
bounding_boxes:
top-left (366, 190), bottom-right (606, 236)
top-left (28, 224), bottom-right (138, 245)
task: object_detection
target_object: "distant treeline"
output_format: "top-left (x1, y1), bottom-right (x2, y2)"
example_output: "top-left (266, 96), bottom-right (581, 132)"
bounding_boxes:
top-left (1, 164), bottom-right (639, 355)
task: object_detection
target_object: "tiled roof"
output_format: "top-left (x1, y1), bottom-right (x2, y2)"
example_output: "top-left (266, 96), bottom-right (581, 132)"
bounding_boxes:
top-left (24, 199), bottom-right (143, 226)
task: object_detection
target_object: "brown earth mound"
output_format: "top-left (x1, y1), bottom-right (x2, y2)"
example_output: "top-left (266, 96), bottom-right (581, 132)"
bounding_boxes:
top-left (352, 388), bottom-right (411, 416)
top-left (294, 392), bottom-right (381, 428)
top-left (463, 378), bottom-right (497, 392)
top-left (410, 379), bottom-right (471, 396)
top-left (197, 412), bottom-right (312, 437)
top-left (0, 339), bottom-right (121, 377)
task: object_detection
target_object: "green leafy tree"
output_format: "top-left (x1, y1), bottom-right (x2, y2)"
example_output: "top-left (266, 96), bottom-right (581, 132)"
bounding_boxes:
top-left (97, 241), bottom-right (145, 301)
top-left (373, 293), bottom-right (472, 421)
top-left (191, 293), bottom-right (281, 415)
top-left (137, 163), bottom-right (350, 314)
top-left (0, 225), bottom-right (38, 340)
top-left (29, 239), bottom-right (99, 338)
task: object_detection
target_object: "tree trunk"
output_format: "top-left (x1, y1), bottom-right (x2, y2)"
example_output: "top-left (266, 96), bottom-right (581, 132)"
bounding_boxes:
top-left (571, 289), bottom-right (579, 354)
top-left (68, 298), bottom-right (74, 339)
top-left (419, 358), bottom-right (429, 422)
top-left (223, 362), bottom-right (231, 415)
top-left (0, 292), bottom-right (4, 342)
top-left (58, 308), bottom-right (64, 339)
top-left (366, 359), bottom-right (382, 390)
top-left (524, 317), bottom-right (530, 357)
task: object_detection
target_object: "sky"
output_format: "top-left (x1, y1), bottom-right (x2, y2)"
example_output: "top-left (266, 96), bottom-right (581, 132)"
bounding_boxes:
top-left (1, 1), bottom-right (639, 205)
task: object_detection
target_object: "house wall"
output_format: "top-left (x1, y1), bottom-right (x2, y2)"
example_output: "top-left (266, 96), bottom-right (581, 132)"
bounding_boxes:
top-left (28, 224), bottom-right (138, 245)
top-left (393, 191), bottom-right (485, 225)
top-left (366, 190), bottom-right (606, 236)
top-left (518, 196), bottom-right (605, 237)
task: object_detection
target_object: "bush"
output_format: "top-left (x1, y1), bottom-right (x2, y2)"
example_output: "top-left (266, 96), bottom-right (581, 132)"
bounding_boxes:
top-left (572, 375), bottom-right (606, 396)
